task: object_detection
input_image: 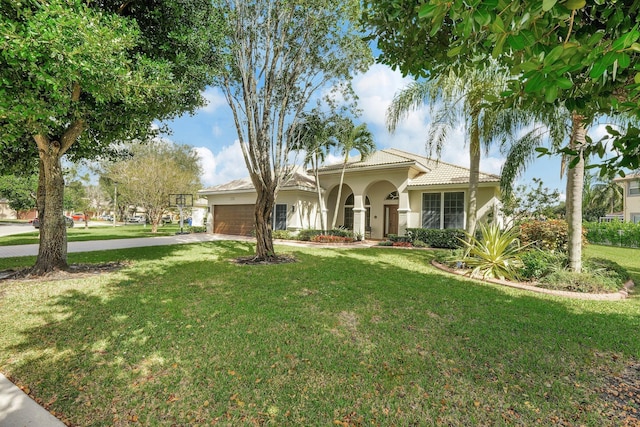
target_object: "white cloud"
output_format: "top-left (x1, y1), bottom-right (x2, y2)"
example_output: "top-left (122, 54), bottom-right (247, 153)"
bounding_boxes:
top-left (194, 140), bottom-right (247, 186)
top-left (200, 87), bottom-right (226, 114)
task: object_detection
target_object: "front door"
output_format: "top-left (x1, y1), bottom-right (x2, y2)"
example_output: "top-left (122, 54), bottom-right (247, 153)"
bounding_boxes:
top-left (384, 204), bottom-right (398, 236)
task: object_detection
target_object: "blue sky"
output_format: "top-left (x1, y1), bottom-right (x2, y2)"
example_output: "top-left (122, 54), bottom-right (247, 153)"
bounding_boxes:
top-left (162, 63), bottom-right (610, 199)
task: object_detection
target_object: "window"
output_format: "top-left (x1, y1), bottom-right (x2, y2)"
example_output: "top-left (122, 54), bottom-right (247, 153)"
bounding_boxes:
top-left (422, 192), bottom-right (464, 229)
top-left (386, 191), bottom-right (399, 200)
top-left (632, 213), bottom-right (640, 224)
top-left (630, 180), bottom-right (640, 196)
top-left (273, 204), bottom-right (287, 230)
top-left (344, 194), bottom-right (370, 229)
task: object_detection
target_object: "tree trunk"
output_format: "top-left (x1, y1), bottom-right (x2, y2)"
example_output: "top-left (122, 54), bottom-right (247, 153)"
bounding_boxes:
top-left (254, 185), bottom-right (275, 259)
top-left (313, 155), bottom-right (326, 231)
top-left (331, 157), bottom-right (348, 230)
top-left (467, 119), bottom-right (480, 237)
top-left (32, 146), bottom-right (68, 274)
top-left (566, 113), bottom-right (586, 273)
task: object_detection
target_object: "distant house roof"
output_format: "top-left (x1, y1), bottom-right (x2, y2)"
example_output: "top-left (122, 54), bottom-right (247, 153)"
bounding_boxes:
top-left (613, 173), bottom-right (640, 182)
top-left (199, 170), bottom-right (317, 195)
top-left (317, 148), bottom-right (500, 186)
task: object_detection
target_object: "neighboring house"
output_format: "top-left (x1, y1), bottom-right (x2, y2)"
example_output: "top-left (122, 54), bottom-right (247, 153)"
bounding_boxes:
top-left (198, 148), bottom-right (502, 239)
top-left (614, 173), bottom-right (640, 224)
top-left (0, 198), bottom-right (17, 220)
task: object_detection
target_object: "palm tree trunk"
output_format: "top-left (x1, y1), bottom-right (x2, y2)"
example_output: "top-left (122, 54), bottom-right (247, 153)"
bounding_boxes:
top-left (467, 118), bottom-right (480, 237)
top-left (313, 154), bottom-right (326, 231)
top-left (566, 113), bottom-right (586, 273)
top-left (331, 156), bottom-right (348, 230)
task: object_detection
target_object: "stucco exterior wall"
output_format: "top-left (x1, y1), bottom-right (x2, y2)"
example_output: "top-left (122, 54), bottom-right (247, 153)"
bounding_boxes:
top-left (622, 181), bottom-right (640, 223)
top-left (203, 189), bottom-right (321, 231)
top-left (0, 200), bottom-right (17, 220)
top-left (407, 185), bottom-right (500, 230)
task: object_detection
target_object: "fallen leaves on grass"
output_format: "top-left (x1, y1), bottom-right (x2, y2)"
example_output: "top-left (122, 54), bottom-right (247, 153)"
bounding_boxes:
top-left (601, 359), bottom-right (640, 425)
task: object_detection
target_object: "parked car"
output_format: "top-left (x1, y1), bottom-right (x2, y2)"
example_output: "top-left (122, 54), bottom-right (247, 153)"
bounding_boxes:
top-left (99, 214), bottom-right (113, 221)
top-left (162, 215), bottom-right (172, 224)
top-left (71, 213), bottom-right (86, 221)
top-left (127, 215), bottom-right (147, 223)
top-left (33, 216), bottom-right (74, 228)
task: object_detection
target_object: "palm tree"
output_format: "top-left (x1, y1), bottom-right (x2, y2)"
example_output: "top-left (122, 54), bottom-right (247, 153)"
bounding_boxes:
top-left (331, 119), bottom-right (375, 230)
top-left (387, 65), bottom-right (538, 236)
top-left (290, 112), bottom-right (336, 231)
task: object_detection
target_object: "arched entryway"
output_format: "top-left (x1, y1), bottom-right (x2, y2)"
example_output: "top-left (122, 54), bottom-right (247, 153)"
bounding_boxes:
top-left (363, 180), bottom-right (400, 239)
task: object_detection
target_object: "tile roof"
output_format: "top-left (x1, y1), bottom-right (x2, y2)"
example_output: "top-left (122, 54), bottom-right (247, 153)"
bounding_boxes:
top-left (199, 170), bottom-right (316, 194)
top-left (318, 148), bottom-right (500, 186)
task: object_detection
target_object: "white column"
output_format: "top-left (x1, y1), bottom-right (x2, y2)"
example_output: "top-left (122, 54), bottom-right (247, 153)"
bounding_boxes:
top-left (353, 194), bottom-right (366, 237)
top-left (397, 190), bottom-right (410, 235)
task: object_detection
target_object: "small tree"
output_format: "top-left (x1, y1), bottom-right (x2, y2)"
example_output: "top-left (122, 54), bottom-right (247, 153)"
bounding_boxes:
top-left (102, 141), bottom-right (202, 233)
top-left (291, 112), bottom-right (338, 232)
top-left (331, 120), bottom-right (375, 230)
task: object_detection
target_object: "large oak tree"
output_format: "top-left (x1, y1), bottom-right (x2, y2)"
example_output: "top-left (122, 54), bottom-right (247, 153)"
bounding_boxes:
top-left (0, 0), bottom-right (223, 273)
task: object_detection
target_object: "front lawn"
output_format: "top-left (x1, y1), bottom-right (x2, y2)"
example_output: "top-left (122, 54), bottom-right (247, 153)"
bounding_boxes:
top-left (0, 223), bottom-right (184, 246)
top-left (0, 243), bottom-right (638, 426)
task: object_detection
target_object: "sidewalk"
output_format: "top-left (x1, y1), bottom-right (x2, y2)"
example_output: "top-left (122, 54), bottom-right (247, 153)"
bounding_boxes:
top-left (0, 374), bottom-right (65, 426)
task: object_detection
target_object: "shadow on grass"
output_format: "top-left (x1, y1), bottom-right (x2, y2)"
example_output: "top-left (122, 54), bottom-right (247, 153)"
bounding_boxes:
top-left (2, 241), bottom-right (639, 425)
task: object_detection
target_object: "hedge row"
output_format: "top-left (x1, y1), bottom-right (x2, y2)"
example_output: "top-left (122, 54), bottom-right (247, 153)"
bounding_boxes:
top-left (405, 228), bottom-right (466, 249)
top-left (584, 221), bottom-right (640, 248)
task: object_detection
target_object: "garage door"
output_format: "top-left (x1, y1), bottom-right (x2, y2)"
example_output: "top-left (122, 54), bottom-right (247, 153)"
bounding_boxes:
top-left (213, 205), bottom-right (254, 236)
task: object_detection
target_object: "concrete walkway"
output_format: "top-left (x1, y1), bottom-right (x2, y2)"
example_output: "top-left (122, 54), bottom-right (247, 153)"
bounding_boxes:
top-left (0, 374), bottom-right (65, 426)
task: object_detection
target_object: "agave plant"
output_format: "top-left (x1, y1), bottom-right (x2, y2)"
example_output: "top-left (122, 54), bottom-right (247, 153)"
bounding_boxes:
top-left (460, 223), bottom-right (526, 281)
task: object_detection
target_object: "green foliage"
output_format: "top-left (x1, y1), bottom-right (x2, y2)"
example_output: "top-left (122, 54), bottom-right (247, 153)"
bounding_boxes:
top-left (501, 178), bottom-right (563, 224)
top-left (187, 226), bottom-right (207, 234)
top-left (519, 250), bottom-right (567, 281)
top-left (412, 239), bottom-right (427, 248)
top-left (406, 228), bottom-right (465, 249)
top-left (540, 265), bottom-right (627, 294)
top-left (376, 240), bottom-right (394, 246)
top-left (327, 228), bottom-right (353, 238)
top-left (0, 174), bottom-right (37, 211)
top-left (460, 223), bottom-right (525, 281)
top-left (584, 221), bottom-right (640, 248)
top-left (519, 219), bottom-right (582, 253)
top-left (272, 230), bottom-right (294, 240)
top-left (297, 229), bottom-right (324, 242)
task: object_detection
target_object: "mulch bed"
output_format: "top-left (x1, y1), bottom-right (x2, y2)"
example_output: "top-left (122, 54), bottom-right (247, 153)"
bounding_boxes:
top-left (0, 261), bottom-right (129, 283)
top-left (232, 254), bottom-right (297, 265)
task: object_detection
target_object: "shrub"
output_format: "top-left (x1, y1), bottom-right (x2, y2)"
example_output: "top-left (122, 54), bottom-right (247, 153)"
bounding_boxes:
top-left (392, 241), bottom-right (412, 247)
top-left (311, 235), bottom-right (354, 243)
top-left (518, 219), bottom-right (586, 253)
top-left (412, 239), bottom-right (428, 248)
top-left (538, 257), bottom-right (629, 293)
top-left (519, 250), bottom-right (567, 280)
top-left (460, 223), bottom-right (525, 281)
top-left (540, 270), bottom-right (623, 293)
top-left (405, 228), bottom-right (466, 249)
top-left (297, 229), bottom-right (323, 241)
top-left (272, 230), bottom-right (293, 240)
top-left (584, 221), bottom-right (640, 248)
top-left (377, 240), bottom-right (394, 246)
top-left (188, 226), bottom-right (206, 233)
top-left (327, 228), bottom-right (353, 238)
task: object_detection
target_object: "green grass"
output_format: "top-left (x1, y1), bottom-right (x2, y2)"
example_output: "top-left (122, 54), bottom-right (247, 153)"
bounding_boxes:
top-left (0, 243), bottom-right (638, 426)
top-left (0, 223), bottom-right (183, 246)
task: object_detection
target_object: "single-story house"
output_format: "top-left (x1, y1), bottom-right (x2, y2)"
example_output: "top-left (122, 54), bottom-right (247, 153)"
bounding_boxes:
top-left (614, 173), bottom-right (640, 223)
top-left (198, 148), bottom-right (502, 239)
